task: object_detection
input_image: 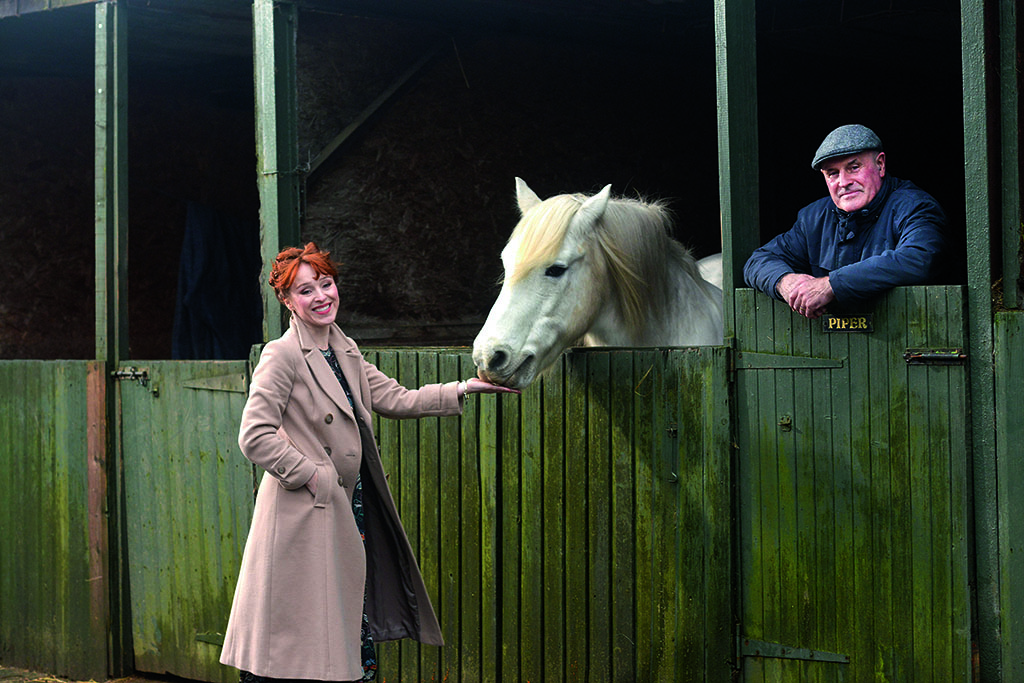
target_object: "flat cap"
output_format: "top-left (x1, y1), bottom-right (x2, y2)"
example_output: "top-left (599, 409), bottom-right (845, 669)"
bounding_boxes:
top-left (811, 124), bottom-right (883, 169)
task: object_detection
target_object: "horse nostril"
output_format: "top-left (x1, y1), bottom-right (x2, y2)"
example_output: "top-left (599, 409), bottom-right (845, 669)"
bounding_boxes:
top-left (489, 349), bottom-right (507, 371)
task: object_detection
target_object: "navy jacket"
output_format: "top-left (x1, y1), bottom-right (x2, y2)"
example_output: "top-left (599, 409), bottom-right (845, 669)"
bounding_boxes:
top-left (743, 176), bottom-right (946, 304)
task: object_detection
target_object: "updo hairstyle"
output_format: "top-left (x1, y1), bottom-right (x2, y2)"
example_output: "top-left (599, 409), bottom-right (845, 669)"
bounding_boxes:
top-left (268, 242), bottom-right (339, 303)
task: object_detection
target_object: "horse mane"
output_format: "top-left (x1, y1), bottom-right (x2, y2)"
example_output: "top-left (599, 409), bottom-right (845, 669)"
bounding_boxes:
top-left (508, 190), bottom-right (700, 334)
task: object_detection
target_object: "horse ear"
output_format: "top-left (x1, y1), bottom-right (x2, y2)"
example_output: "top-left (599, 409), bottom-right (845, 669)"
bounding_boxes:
top-left (576, 184), bottom-right (612, 226)
top-left (515, 177), bottom-right (542, 215)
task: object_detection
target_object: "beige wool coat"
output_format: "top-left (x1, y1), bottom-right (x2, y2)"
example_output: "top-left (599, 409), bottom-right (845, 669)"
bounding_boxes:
top-left (220, 317), bottom-right (462, 680)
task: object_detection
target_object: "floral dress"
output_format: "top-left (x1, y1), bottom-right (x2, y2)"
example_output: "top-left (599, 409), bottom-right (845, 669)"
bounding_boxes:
top-left (320, 346), bottom-right (378, 682)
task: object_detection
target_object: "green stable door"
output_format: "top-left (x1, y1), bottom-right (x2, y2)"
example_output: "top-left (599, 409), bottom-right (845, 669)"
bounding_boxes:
top-left (734, 286), bottom-right (972, 682)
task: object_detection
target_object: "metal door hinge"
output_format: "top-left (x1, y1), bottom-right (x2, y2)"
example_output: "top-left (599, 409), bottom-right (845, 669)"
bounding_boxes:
top-left (739, 637), bottom-right (848, 664)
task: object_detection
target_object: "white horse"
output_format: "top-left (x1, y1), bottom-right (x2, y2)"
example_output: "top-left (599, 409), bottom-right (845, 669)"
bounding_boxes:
top-left (472, 178), bottom-right (723, 389)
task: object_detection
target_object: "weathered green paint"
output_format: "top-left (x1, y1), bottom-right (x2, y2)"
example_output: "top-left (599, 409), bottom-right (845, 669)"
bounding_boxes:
top-left (94, 4), bottom-right (133, 673)
top-left (999, 0), bottom-right (1021, 309)
top-left (714, 0), bottom-right (759, 333)
top-left (995, 311), bottom-right (1024, 680)
top-left (253, 0), bottom-right (301, 342)
top-left (118, 361), bottom-right (253, 683)
top-left (94, 0), bottom-right (128, 365)
top-left (0, 361), bottom-right (107, 680)
top-left (962, 0), bottom-right (1001, 678)
top-left (735, 286), bottom-right (972, 682)
top-left (362, 347), bottom-right (733, 683)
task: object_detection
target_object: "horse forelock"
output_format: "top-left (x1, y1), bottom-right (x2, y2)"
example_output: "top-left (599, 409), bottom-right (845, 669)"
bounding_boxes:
top-left (507, 194), bottom-right (582, 284)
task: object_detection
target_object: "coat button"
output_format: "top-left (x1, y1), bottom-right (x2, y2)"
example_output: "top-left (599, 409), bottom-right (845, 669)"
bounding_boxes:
top-left (276, 466), bottom-right (285, 474)
top-left (324, 446), bottom-right (332, 456)
top-left (325, 413), bottom-right (334, 424)
top-left (337, 475), bottom-right (344, 487)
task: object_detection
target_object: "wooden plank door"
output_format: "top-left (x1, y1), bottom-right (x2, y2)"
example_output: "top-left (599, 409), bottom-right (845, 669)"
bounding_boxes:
top-left (734, 286), bottom-right (971, 682)
top-left (117, 360), bottom-right (253, 683)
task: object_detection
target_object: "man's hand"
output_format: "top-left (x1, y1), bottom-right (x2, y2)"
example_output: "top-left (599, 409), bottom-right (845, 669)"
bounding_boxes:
top-left (776, 273), bottom-right (835, 319)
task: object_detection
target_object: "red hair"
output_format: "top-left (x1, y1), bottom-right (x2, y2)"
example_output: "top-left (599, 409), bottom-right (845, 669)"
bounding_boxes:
top-left (268, 243), bottom-right (339, 301)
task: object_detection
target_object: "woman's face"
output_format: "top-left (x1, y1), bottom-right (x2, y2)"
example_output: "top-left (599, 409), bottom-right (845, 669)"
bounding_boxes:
top-left (284, 262), bottom-right (339, 329)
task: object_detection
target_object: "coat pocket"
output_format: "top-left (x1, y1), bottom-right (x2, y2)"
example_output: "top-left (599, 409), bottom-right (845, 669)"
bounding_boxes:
top-left (312, 462), bottom-right (330, 509)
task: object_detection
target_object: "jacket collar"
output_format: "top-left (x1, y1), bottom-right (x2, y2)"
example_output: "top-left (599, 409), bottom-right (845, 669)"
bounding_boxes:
top-left (290, 316), bottom-right (363, 418)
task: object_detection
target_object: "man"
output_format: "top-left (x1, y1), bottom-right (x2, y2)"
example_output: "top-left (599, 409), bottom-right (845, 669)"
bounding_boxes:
top-left (743, 124), bottom-right (946, 318)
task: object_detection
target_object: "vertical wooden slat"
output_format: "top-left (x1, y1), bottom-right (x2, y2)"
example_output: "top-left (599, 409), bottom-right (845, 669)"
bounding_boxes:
top-left (499, 354), bottom-right (522, 682)
top-left (542, 358), bottom-right (567, 682)
top-left (651, 350), bottom-right (680, 681)
top-left (865, 295), bottom-right (893, 681)
top-left (996, 311), bottom-right (1024, 683)
top-left (396, 351), bottom-right (421, 681)
top-left (886, 289), bottom-right (915, 678)
top-left (519, 361), bottom-right (544, 681)
top-left (734, 289), bottom-right (763, 683)
top-left (586, 351), bottom-right (612, 682)
top-left (417, 352), bottom-right (442, 680)
top-left (565, 352), bottom-right (589, 681)
top-left (86, 361), bottom-right (109, 669)
top-left (702, 347), bottom-right (733, 681)
top-left (477, 355), bottom-right (501, 683)
top-left (632, 350), bottom-right (657, 681)
top-left (438, 352), bottom-right (462, 683)
top-left (609, 351), bottom-right (635, 682)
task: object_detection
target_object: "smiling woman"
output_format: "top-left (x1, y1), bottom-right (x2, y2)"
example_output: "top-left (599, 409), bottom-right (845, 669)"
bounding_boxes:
top-left (220, 242), bottom-right (517, 683)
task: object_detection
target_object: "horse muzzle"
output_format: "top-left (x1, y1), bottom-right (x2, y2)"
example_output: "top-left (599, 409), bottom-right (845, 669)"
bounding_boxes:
top-left (472, 343), bottom-right (535, 389)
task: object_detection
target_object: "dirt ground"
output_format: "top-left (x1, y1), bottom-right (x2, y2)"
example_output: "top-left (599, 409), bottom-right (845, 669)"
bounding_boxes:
top-left (0, 667), bottom-right (180, 683)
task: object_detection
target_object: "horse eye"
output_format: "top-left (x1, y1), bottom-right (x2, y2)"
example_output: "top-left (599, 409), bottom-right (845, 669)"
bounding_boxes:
top-left (544, 264), bottom-right (568, 278)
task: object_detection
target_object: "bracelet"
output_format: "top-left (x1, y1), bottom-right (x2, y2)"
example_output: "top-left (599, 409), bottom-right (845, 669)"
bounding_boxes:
top-left (458, 381), bottom-right (467, 396)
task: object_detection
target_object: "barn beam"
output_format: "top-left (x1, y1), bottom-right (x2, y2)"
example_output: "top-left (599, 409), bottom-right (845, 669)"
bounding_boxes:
top-left (254, 0), bottom-right (301, 342)
top-left (0, 0), bottom-right (98, 19)
top-left (714, 0), bottom-right (759, 339)
top-left (305, 44), bottom-right (439, 182)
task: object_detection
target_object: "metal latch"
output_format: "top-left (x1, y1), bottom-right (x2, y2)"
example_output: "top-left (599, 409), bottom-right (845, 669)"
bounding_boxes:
top-left (903, 348), bottom-right (966, 365)
top-left (111, 367), bottom-right (149, 386)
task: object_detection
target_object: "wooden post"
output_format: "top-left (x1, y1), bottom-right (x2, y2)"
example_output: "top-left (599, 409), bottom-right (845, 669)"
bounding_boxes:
top-left (254, 0), bottom-right (301, 342)
top-left (999, 0), bottom-right (1021, 309)
top-left (95, 0), bottom-right (128, 365)
top-left (962, 0), bottom-right (1000, 678)
top-left (94, 1), bottom-right (131, 675)
top-left (715, 0), bottom-right (760, 340)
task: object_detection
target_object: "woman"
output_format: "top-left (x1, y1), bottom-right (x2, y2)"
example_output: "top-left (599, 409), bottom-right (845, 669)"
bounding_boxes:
top-left (220, 243), bottom-right (516, 682)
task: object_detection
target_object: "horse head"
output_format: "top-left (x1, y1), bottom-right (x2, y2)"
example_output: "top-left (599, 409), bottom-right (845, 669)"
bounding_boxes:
top-left (472, 178), bottom-right (616, 389)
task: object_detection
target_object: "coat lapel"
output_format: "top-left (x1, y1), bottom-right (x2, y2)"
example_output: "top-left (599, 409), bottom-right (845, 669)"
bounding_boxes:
top-left (291, 317), bottom-right (355, 420)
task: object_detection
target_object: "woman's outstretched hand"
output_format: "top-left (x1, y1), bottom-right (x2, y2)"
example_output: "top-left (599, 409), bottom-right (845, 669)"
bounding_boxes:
top-left (460, 378), bottom-right (521, 395)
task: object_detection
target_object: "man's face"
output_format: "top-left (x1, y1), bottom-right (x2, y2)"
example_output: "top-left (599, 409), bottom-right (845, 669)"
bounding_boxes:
top-left (820, 151), bottom-right (886, 213)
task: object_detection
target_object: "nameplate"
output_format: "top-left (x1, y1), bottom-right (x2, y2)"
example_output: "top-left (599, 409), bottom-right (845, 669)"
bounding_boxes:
top-left (822, 314), bottom-right (873, 333)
